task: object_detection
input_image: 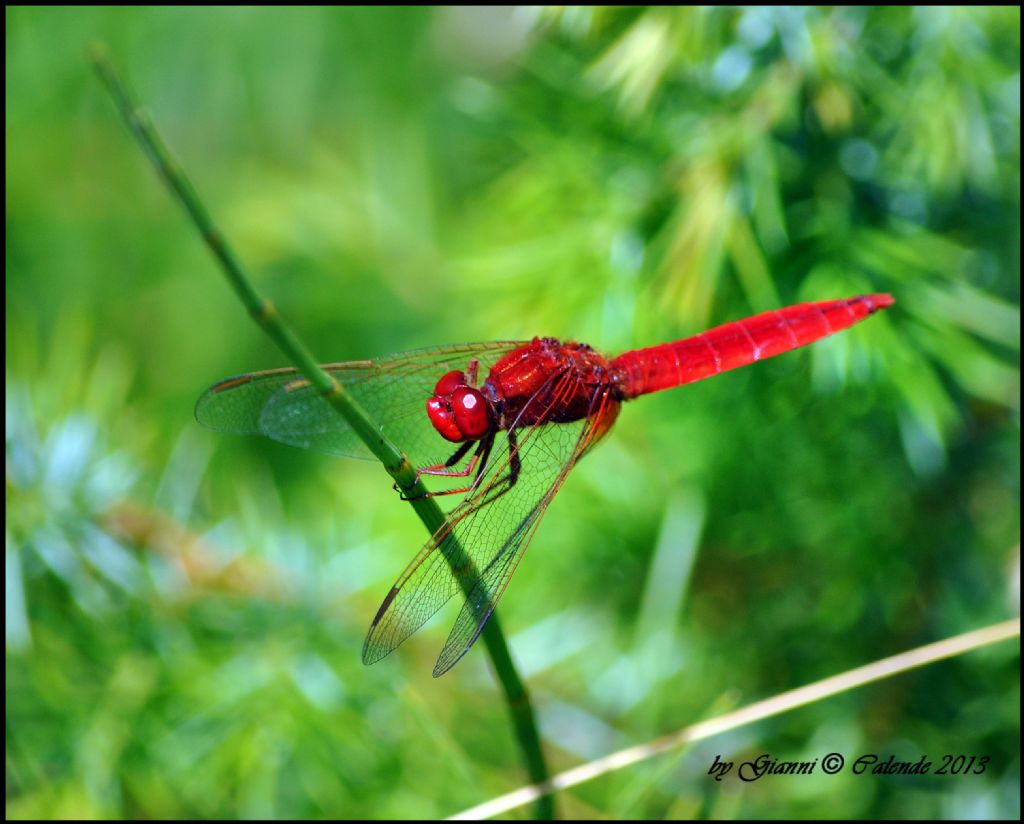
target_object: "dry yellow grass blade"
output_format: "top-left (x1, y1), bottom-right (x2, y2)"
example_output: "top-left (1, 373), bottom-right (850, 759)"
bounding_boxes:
top-left (449, 617), bottom-right (1020, 820)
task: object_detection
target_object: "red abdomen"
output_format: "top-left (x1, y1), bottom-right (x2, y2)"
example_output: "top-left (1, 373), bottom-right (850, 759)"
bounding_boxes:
top-left (612, 294), bottom-right (893, 399)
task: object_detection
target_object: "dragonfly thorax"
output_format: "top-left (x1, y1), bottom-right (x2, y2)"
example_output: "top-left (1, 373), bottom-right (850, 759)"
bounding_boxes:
top-left (426, 370), bottom-right (492, 443)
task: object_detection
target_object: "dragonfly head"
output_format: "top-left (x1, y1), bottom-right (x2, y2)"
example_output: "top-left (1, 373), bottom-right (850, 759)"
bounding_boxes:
top-left (427, 370), bottom-right (491, 443)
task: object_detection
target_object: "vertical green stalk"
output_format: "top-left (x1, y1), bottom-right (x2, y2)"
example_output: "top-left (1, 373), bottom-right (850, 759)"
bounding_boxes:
top-left (91, 45), bottom-right (554, 820)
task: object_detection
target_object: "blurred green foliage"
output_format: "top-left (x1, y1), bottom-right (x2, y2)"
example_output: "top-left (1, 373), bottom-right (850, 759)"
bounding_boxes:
top-left (6, 6), bottom-right (1019, 820)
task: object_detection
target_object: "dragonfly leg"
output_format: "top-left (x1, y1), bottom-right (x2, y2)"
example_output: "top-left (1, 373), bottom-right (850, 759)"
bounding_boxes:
top-left (417, 440), bottom-right (478, 479)
top-left (396, 436), bottom-right (493, 501)
top-left (396, 426), bottom-right (522, 504)
top-left (472, 427), bottom-right (521, 508)
top-left (466, 431), bottom-right (496, 493)
top-left (466, 358), bottom-right (480, 386)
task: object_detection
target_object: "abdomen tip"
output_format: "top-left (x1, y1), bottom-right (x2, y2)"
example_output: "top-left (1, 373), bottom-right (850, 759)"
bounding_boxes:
top-left (865, 293), bottom-right (895, 311)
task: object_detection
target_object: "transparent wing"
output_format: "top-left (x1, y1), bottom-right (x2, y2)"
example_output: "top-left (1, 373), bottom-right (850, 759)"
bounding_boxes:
top-left (362, 370), bottom-right (621, 677)
top-left (194, 342), bottom-right (527, 467)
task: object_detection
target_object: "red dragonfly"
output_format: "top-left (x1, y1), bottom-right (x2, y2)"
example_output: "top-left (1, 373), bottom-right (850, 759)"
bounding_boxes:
top-left (196, 294), bottom-right (893, 675)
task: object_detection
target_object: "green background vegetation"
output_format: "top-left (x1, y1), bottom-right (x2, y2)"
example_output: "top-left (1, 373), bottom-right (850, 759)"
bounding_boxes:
top-left (6, 7), bottom-right (1019, 819)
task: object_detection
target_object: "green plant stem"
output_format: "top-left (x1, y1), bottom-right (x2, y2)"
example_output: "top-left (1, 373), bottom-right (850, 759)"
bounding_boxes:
top-left (91, 44), bottom-right (554, 820)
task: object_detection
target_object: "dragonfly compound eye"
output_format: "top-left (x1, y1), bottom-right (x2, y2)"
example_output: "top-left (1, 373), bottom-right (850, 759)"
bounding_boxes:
top-left (433, 370), bottom-right (467, 396)
top-left (450, 386), bottom-right (490, 440)
top-left (426, 396), bottom-right (463, 442)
